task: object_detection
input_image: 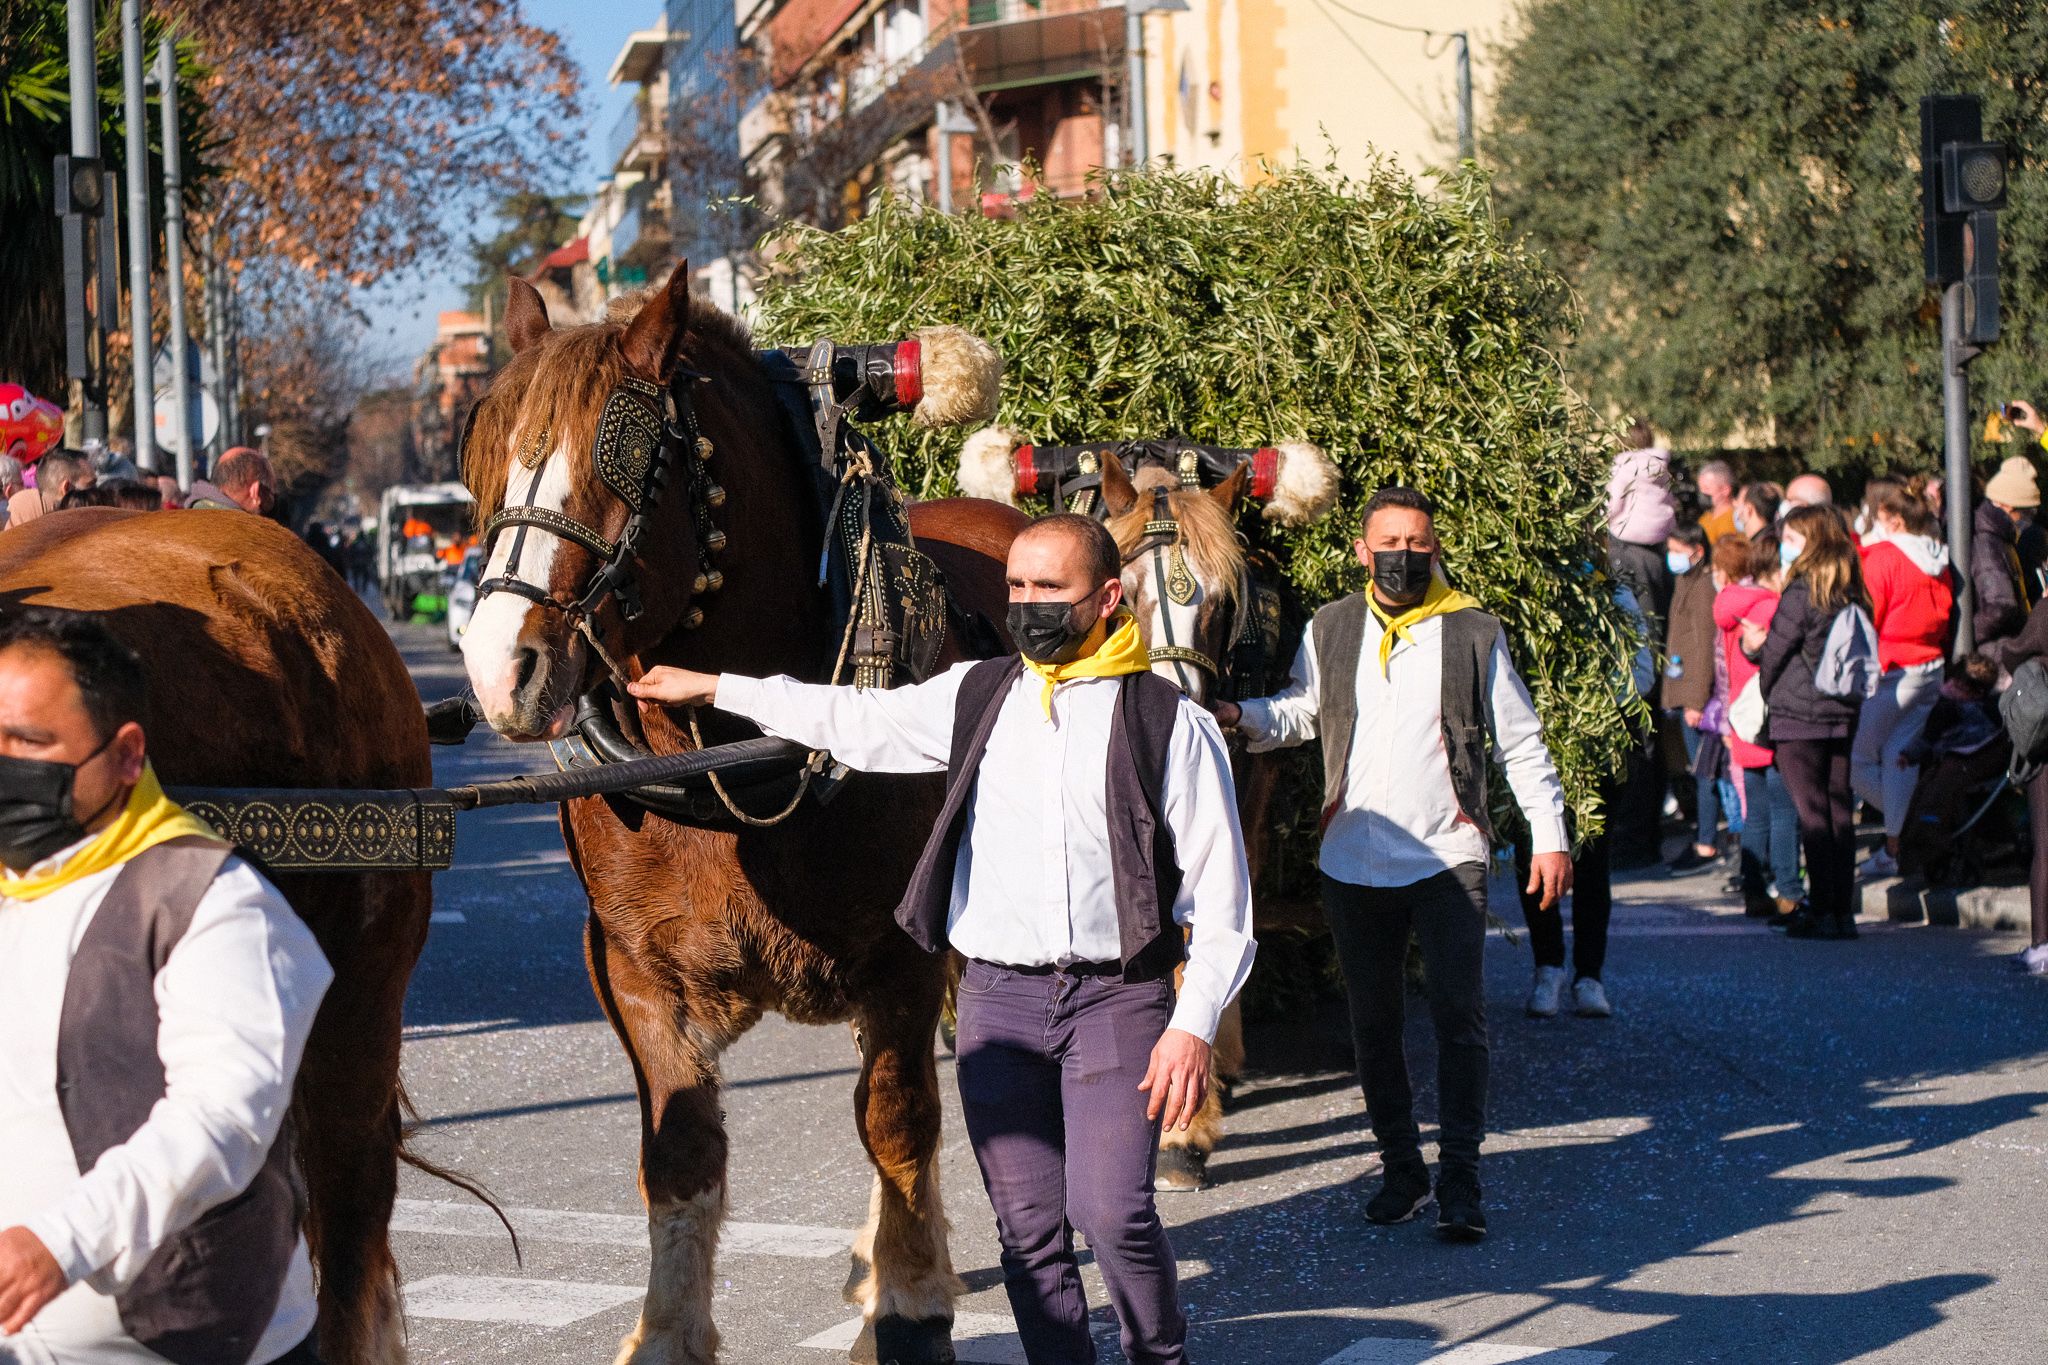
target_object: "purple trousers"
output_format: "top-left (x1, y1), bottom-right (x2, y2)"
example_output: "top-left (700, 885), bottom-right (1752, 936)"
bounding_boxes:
top-left (953, 958), bottom-right (1188, 1365)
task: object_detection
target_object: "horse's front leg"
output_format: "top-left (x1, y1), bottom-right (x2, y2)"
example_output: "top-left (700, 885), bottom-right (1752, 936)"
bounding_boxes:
top-left (847, 950), bottom-right (962, 1364)
top-left (589, 918), bottom-right (732, 1365)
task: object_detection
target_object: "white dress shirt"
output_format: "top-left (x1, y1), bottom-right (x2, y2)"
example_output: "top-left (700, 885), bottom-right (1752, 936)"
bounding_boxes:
top-left (1236, 609), bottom-right (1569, 889)
top-left (717, 663), bottom-right (1256, 1043)
top-left (0, 843), bottom-right (331, 1365)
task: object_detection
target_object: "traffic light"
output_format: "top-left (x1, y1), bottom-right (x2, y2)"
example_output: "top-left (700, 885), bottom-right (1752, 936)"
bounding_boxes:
top-left (1922, 94), bottom-right (2010, 347)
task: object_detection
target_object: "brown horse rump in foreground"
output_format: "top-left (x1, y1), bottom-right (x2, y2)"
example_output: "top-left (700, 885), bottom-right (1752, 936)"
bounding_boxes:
top-left (0, 507), bottom-right (433, 1365)
top-left (459, 268), bottom-right (1020, 1364)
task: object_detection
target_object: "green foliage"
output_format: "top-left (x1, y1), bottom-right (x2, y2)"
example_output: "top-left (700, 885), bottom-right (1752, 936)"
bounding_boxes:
top-left (0, 0), bottom-right (215, 398)
top-left (1486, 0), bottom-right (2048, 471)
top-left (756, 160), bottom-right (1644, 837)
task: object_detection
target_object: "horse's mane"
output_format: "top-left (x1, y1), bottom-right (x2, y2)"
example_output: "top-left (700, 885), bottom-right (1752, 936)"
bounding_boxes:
top-left (463, 296), bottom-right (757, 523)
top-left (1106, 464), bottom-right (1245, 599)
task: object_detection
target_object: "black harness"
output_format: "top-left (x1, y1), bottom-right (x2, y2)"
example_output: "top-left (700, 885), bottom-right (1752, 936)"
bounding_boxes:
top-left (474, 369), bottom-right (713, 635)
top-left (461, 341), bottom-right (961, 827)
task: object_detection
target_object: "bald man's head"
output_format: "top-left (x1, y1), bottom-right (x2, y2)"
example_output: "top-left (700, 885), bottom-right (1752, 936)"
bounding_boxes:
top-left (1010, 514), bottom-right (1120, 590)
top-left (1786, 473), bottom-right (1833, 509)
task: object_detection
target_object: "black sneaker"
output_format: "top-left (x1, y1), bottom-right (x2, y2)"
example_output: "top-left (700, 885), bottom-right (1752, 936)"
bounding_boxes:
top-left (1435, 1173), bottom-right (1488, 1242)
top-left (1364, 1162), bottom-right (1432, 1225)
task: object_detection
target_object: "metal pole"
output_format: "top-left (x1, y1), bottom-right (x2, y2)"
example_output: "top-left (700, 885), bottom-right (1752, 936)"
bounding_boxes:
top-left (204, 248), bottom-right (226, 465)
top-left (1125, 4), bottom-right (1147, 167)
top-left (120, 0), bottom-right (154, 471)
top-left (1943, 280), bottom-right (1975, 656)
top-left (1454, 32), bottom-right (1474, 163)
top-left (935, 103), bottom-right (953, 212)
top-left (158, 39), bottom-right (193, 491)
top-left (67, 0), bottom-right (107, 442)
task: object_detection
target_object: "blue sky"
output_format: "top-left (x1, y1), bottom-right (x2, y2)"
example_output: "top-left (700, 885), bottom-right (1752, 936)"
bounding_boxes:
top-left (354, 0), bottom-right (656, 374)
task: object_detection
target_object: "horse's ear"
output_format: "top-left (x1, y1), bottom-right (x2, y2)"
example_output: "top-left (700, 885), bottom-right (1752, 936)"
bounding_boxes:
top-left (1211, 458), bottom-right (1253, 512)
top-left (1099, 451), bottom-right (1138, 516)
top-left (505, 277), bottom-right (552, 354)
top-left (620, 261), bottom-right (693, 381)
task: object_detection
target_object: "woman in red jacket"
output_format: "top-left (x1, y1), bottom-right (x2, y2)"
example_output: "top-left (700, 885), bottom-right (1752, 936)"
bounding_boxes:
top-left (1852, 486), bottom-right (1956, 878)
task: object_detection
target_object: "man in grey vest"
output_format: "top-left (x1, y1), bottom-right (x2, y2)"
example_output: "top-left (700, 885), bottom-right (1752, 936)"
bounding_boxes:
top-left (629, 513), bottom-right (1255, 1365)
top-left (0, 608), bottom-right (330, 1364)
top-left (1213, 486), bottom-right (1571, 1241)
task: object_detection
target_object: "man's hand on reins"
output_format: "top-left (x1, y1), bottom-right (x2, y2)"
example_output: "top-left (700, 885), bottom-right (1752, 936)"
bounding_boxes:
top-left (1141, 1028), bottom-right (1212, 1132)
top-left (1527, 850), bottom-right (1574, 911)
top-left (1208, 701), bottom-right (1242, 729)
top-left (628, 667), bottom-right (720, 708)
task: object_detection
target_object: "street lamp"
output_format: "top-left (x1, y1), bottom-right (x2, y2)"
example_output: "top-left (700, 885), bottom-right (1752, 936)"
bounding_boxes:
top-left (1124, 0), bottom-right (1189, 168)
top-left (933, 100), bottom-right (979, 213)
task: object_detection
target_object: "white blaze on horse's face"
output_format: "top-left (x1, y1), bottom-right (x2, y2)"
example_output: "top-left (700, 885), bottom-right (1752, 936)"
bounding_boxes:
top-left (461, 440), bottom-right (582, 741)
top-left (1125, 550), bottom-right (1212, 705)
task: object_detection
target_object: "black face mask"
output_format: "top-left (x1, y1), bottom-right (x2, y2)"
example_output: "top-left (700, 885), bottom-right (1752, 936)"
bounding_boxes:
top-left (1007, 593), bottom-right (1099, 666)
top-left (0, 739), bottom-right (118, 873)
top-left (1371, 549), bottom-right (1435, 606)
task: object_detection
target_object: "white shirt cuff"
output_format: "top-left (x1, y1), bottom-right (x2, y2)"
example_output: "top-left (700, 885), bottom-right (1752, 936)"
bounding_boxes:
top-left (1234, 697), bottom-right (1275, 743)
top-left (1529, 815), bottom-right (1571, 857)
top-left (715, 673), bottom-right (763, 716)
top-left (23, 1209), bottom-right (95, 1286)
top-left (1167, 991), bottom-right (1223, 1045)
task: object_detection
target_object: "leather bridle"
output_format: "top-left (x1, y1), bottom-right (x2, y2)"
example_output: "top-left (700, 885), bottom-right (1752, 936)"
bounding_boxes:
top-left (1122, 486), bottom-right (1237, 688)
top-left (470, 368), bottom-right (716, 644)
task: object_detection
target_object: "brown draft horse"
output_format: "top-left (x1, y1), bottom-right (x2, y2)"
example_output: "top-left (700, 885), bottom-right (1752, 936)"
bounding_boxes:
top-left (457, 268), bottom-right (1020, 1364)
top-left (0, 508), bottom-right (435, 1365)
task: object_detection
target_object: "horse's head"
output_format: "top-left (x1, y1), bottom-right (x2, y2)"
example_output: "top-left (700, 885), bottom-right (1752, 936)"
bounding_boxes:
top-left (1102, 456), bottom-right (1250, 705)
top-left (459, 268), bottom-right (731, 740)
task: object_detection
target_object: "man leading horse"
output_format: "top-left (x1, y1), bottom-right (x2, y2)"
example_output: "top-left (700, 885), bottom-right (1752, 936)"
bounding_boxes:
top-left (630, 511), bottom-right (1255, 1365)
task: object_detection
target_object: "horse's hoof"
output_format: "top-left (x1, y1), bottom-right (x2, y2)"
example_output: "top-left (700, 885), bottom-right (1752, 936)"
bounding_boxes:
top-left (1154, 1144), bottom-right (1210, 1192)
top-left (850, 1314), bottom-right (956, 1364)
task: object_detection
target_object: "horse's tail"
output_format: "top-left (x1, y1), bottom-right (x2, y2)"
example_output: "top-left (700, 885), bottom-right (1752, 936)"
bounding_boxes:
top-left (395, 1077), bottom-right (523, 1266)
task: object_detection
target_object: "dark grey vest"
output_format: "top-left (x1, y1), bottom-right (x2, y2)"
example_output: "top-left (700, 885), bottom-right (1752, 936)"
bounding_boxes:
top-left (1312, 592), bottom-right (1505, 842)
top-left (56, 836), bottom-right (303, 1365)
top-left (894, 656), bottom-right (1187, 982)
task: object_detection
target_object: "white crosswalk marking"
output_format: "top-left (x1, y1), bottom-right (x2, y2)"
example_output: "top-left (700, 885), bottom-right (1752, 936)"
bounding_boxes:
top-left (391, 1197), bottom-right (853, 1258)
top-left (405, 1273), bottom-right (641, 1326)
top-left (1318, 1339), bottom-right (1615, 1365)
top-left (800, 1312), bottom-right (1028, 1363)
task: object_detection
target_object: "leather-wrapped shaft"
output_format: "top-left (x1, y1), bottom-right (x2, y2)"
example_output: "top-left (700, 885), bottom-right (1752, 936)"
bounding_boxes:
top-left (755, 342), bottom-right (920, 422)
top-left (1014, 438), bottom-right (1280, 500)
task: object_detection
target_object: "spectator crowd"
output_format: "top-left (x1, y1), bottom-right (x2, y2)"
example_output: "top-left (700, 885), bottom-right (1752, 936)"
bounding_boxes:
top-left (1595, 411), bottom-right (2048, 992)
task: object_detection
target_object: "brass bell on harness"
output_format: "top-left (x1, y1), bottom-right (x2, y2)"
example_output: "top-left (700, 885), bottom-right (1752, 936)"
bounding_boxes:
top-left (703, 482), bottom-right (727, 508)
top-left (705, 528), bottom-right (729, 553)
top-left (682, 607), bottom-right (705, 630)
top-left (692, 569), bottom-right (725, 595)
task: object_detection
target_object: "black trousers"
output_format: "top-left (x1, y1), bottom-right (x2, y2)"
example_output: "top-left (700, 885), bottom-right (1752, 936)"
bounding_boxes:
top-left (1515, 821), bottom-right (1612, 982)
top-left (2029, 765), bottom-right (2048, 948)
top-left (1322, 865), bottom-right (1490, 1177)
top-left (1776, 734), bottom-right (1858, 921)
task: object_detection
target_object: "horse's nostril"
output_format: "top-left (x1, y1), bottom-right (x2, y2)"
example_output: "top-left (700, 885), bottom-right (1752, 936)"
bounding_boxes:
top-left (513, 646), bottom-right (542, 697)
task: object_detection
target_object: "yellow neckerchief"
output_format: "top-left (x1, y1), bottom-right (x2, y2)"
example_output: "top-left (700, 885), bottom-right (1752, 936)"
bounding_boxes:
top-left (1020, 610), bottom-right (1151, 718)
top-left (1366, 578), bottom-right (1484, 677)
top-left (0, 763), bottom-right (221, 902)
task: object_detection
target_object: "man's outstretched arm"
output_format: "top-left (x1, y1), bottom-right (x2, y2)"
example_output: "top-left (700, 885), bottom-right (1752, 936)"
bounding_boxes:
top-left (629, 663), bottom-right (970, 775)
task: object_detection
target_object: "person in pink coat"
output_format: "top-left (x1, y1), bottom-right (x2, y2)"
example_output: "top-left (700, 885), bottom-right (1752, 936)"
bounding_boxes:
top-left (1714, 530), bottom-right (1803, 916)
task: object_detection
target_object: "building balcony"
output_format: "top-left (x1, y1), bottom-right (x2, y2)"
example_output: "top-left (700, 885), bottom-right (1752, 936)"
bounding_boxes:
top-left (608, 98), bottom-right (667, 174)
top-left (944, 0), bottom-right (1124, 91)
top-left (739, 87), bottom-right (788, 161)
top-left (613, 181), bottom-right (673, 269)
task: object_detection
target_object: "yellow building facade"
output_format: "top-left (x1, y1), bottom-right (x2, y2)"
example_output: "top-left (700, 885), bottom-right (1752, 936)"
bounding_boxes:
top-left (1133, 0), bottom-right (1518, 182)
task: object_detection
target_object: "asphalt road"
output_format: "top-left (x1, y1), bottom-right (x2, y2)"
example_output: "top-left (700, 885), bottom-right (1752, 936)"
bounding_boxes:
top-left (390, 618), bottom-right (2048, 1364)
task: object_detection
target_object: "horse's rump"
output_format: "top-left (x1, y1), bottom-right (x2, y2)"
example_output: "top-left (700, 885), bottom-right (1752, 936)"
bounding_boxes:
top-left (0, 507), bottom-right (432, 1364)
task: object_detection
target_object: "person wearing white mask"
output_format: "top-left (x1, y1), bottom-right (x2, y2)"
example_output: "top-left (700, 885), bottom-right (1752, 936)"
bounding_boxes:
top-left (1663, 525), bottom-right (1724, 874)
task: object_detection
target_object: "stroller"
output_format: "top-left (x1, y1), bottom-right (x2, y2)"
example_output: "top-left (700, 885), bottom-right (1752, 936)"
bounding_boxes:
top-left (1898, 683), bottom-right (2025, 885)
